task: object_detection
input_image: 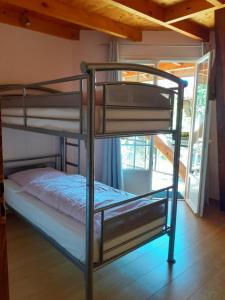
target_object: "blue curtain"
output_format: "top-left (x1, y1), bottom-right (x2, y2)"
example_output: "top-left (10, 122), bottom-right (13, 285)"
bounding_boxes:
top-left (101, 39), bottom-right (123, 189)
top-left (102, 138), bottom-right (123, 189)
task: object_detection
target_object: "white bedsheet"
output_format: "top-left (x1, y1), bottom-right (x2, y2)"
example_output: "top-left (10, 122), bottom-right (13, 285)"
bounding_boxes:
top-left (5, 179), bottom-right (165, 263)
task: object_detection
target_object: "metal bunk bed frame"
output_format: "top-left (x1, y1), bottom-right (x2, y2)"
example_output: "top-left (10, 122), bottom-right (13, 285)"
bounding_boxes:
top-left (0, 62), bottom-right (187, 300)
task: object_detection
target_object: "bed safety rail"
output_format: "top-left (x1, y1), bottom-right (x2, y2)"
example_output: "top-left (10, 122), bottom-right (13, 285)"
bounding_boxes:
top-left (3, 154), bottom-right (61, 177)
top-left (94, 186), bottom-right (172, 267)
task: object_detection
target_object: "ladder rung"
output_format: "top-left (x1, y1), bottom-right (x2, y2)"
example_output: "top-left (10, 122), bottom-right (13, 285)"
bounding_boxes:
top-left (66, 142), bottom-right (79, 147)
top-left (66, 161), bottom-right (79, 167)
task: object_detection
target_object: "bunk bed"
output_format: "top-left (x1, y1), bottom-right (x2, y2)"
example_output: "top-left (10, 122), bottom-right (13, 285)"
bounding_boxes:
top-left (0, 62), bottom-right (187, 300)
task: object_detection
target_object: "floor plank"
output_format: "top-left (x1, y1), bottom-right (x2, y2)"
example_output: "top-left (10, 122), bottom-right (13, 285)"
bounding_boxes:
top-left (6, 201), bottom-right (225, 300)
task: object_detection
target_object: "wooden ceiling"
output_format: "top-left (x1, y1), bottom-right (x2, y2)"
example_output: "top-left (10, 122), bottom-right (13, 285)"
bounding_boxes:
top-left (0, 0), bottom-right (224, 41)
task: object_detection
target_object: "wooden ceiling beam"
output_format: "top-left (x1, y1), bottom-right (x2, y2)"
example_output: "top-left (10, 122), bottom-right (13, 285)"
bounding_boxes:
top-left (171, 19), bottom-right (210, 41)
top-left (111, 0), bottom-right (210, 41)
top-left (1, 0), bottom-right (142, 41)
top-left (164, 0), bottom-right (225, 24)
top-left (164, 0), bottom-right (213, 24)
top-left (0, 5), bottom-right (80, 40)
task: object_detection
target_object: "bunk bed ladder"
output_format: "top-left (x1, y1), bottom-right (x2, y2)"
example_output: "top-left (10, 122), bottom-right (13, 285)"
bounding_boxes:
top-left (60, 137), bottom-right (81, 174)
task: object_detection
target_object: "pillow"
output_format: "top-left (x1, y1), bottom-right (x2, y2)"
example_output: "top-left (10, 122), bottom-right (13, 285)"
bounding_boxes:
top-left (8, 167), bottom-right (62, 187)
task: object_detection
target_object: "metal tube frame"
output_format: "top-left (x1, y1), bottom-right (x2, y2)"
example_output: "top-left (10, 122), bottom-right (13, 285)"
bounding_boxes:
top-left (167, 86), bottom-right (184, 264)
top-left (0, 62), bottom-right (186, 300)
top-left (64, 138), bottom-right (81, 173)
top-left (60, 136), bottom-right (66, 172)
top-left (85, 69), bottom-right (95, 300)
top-left (82, 62), bottom-right (185, 299)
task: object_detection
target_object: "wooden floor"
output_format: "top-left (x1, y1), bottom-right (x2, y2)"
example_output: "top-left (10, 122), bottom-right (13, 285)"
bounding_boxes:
top-left (6, 201), bottom-right (225, 300)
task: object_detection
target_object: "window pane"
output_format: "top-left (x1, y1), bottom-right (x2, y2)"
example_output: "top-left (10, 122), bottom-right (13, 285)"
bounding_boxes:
top-left (135, 146), bottom-right (149, 169)
top-left (121, 136), bottom-right (150, 170)
top-left (121, 144), bottom-right (134, 169)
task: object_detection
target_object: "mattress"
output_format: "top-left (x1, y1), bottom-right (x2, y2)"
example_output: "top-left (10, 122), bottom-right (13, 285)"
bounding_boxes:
top-left (1, 80), bottom-right (175, 134)
top-left (5, 179), bottom-right (166, 263)
top-left (1, 107), bottom-right (172, 134)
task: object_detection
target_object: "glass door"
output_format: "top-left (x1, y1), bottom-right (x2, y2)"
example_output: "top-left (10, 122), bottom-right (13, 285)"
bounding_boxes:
top-left (153, 61), bottom-right (196, 197)
top-left (185, 53), bottom-right (211, 216)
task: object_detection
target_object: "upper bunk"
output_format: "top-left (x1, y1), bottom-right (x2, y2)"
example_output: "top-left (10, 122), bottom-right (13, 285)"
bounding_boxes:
top-left (0, 62), bottom-right (187, 139)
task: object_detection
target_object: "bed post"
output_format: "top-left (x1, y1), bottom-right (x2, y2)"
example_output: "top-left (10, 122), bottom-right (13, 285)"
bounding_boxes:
top-left (167, 84), bottom-right (184, 264)
top-left (0, 109), bottom-right (9, 299)
top-left (60, 136), bottom-right (66, 172)
top-left (85, 68), bottom-right (95, 300)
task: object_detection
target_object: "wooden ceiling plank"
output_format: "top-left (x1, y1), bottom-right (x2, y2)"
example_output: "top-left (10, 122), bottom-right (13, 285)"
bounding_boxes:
top-left (205, 0), bottom-right (225, 6)
top-left (107, 0), bottom-right (164, 20)
top-left (111, 0), bottom-right (210, 41)
top-left (164, 0), bottom-right (214, 24)
top-left (0, 5), bottom-right (80, 40)
top-left (1, 0), bottom-right (142, 41)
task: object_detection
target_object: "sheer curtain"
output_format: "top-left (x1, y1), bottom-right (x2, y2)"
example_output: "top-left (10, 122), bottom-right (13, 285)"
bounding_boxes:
top-left (102, 39), bottom-right (123, 189)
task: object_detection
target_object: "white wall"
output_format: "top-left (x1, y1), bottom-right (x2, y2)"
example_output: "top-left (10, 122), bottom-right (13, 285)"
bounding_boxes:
top-left (0, 24), bottom-right (109, 83)
top-left (0, 24), bottom-right (110, 180)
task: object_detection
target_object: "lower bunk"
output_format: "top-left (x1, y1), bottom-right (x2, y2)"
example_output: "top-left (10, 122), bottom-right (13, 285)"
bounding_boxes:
top-left (4, 167), bottom-right (170, 268)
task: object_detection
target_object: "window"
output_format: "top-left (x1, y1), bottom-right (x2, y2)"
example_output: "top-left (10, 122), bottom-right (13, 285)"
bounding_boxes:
top-left (121, 136), bottom-right (151, 170)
